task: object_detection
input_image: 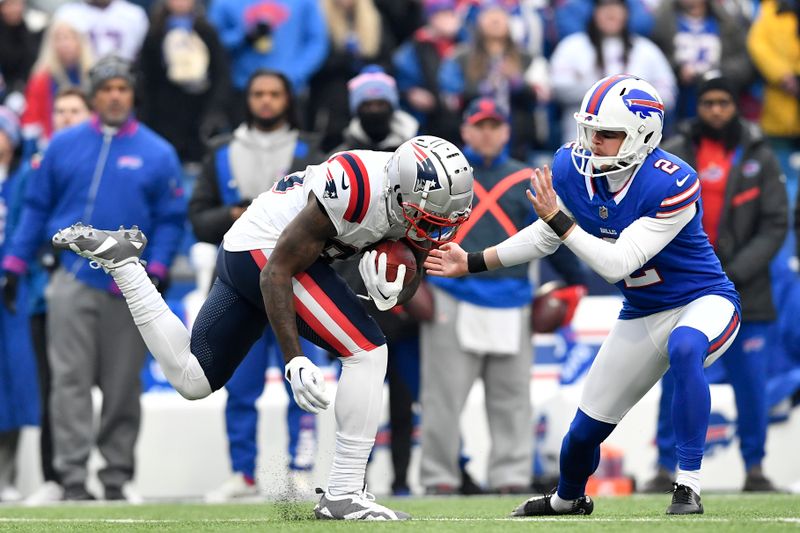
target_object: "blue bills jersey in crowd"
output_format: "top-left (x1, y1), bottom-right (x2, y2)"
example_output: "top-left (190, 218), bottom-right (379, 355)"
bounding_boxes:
top-left (551, 144), bottom-right (740, 319)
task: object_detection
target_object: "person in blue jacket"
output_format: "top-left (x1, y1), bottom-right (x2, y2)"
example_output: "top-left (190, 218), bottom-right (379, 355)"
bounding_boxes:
top-left (0, 105), bottom-right (38, 503)
top-left (9, 88), bottom-right (93, 506)
top-left (1, 55), bottom-right (185, 502)
top-left (208, 0), bottom-right (328, 124)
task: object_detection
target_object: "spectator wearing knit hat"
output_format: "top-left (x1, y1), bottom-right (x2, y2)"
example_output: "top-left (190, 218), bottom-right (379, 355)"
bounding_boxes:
top-left (332, 65), bottom-right (418, 153)
top-left (0, 104), bottom-right (39, 503)
top-left (330, 64), bottom-right (423, 497)
top-left (1, 54), bottom-right (185, 502)
top-left (641, 72), bottom-right (787, 494)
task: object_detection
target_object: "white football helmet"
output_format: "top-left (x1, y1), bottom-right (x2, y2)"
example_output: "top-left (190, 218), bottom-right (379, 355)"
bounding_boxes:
top-left (385, 136), bottom-right (473, 249)
top-left (572, 74), bottom-right (665, 177)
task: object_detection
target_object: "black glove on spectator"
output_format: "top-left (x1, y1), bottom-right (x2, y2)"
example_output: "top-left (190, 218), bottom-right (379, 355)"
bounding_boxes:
top-left (245, 21), bottom-right (271, 46)
top-left (1, 272), bottom-right (19, 314)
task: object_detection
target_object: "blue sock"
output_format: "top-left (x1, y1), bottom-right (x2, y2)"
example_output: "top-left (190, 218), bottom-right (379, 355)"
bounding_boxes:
top-left (668, 326), bottom-right (710, 472)
top-left (557, 409), bottom-right (615, 500)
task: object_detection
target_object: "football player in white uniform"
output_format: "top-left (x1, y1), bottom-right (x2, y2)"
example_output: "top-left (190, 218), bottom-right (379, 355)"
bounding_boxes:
top-left (52, 136), bottom-right (473, 519)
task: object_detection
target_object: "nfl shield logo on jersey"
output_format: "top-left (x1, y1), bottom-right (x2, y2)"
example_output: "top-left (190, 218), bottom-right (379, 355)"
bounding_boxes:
top-left (599, 206), bottom-right (609, 219)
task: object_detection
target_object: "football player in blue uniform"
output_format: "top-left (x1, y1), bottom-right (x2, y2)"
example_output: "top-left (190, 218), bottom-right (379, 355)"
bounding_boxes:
top-left (425, 74), bottom-right (741, 516)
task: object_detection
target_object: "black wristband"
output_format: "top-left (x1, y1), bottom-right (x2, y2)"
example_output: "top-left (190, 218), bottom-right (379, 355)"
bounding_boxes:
top-left (545, 210), bottom-right (574, 237)
top-left (467, 251), bottom-right (488, 273)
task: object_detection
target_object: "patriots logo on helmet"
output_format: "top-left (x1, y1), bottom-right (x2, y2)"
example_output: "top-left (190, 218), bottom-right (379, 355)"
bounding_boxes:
top-left (622, 89), bottom-right (664, 121)
top-left (411, 144), bottom-right (443, 193)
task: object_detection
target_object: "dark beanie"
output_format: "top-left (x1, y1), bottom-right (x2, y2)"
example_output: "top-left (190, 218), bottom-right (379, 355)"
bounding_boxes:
top-left (697, 71), bottom-right (736, 99)
top-left (89, 55), bottom-right (135, 96)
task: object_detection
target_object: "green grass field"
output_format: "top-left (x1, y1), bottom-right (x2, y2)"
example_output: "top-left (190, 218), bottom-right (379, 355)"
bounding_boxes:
top-left (0, 494), bottom-right (799, 532)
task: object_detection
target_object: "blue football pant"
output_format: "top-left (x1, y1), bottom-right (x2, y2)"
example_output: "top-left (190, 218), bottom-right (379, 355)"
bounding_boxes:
top-left (654, 321), bottom-right (770, 472)
top-left (225, 328), bottom-right (325, 478)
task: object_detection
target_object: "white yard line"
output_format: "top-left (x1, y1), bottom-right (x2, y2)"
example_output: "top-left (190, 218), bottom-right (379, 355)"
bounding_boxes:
top-left (0, 517), bottom-right (798, 524)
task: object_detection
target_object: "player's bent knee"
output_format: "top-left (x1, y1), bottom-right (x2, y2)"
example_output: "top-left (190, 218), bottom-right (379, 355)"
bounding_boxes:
top-left (668, 326), bottom-right (708, 368)
top-left (176, 382), bottom-right (212, 401)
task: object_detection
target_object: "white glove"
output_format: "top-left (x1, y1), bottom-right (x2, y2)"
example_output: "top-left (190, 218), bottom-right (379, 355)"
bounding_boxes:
top-left (284, 356), bottom-right (330, 414)
top-left (358, 250), bottom-right (406, 311)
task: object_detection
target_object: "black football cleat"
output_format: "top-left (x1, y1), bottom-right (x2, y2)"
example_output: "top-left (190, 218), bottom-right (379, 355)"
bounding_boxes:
top-left (666, 483), bottom-right (703, 515)
top-left (511, 489), bottom-right (594, 517)
top-left (640, 467), bottom-right (675, 494)
top-left (743, 466), bottom-right (777, 492)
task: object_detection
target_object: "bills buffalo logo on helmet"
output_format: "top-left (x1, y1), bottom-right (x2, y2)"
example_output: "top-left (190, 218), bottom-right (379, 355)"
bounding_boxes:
top-left (622, 89), bottom-right (664, 122)
top-left (411, 144), bottom-right (443, 193)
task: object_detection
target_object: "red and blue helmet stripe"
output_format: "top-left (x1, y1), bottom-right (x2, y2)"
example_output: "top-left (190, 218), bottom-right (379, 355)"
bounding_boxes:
top-left (584, 74), bottom-right (633, 114)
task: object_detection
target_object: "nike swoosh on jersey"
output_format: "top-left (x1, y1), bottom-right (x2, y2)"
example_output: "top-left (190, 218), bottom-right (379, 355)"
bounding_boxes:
top-left (676, 174), bottom-right (690, 187)
top-left (341, 173), bottom-right (350, 190)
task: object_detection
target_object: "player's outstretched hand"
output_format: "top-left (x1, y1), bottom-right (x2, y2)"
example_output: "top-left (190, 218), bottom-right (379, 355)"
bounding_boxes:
top-left (424, 242), bottom-right (468, 278)
top-left (284, 356), bottom-right (330, 414)
top-left (359, 250), bottom-right (405, 311)
top-left (527, 165), bottom-right (560, 221)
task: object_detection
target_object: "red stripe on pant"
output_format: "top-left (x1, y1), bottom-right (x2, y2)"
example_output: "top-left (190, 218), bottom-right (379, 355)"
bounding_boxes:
top-left (294, 298), bottom-right (351, 355)
top-left (709, 312), bottom-right (740, 353)
top-left (249, 249), bottom-right (377, 356)
top-left (295, 272), bottom-right (379, 353)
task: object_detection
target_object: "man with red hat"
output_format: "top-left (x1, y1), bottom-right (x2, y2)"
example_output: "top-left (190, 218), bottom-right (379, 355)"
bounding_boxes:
top-left (420, 97), bottom-right (584, 495)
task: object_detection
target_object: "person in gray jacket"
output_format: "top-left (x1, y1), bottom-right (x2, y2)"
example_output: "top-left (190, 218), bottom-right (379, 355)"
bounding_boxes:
top-left (642, 73), bottom-right (786, 493)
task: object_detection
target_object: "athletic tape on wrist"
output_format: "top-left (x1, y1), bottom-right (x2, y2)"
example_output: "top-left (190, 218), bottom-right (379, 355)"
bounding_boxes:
top-left (467, 251), bottom-right (488, 273)
top-left (546, 210), bottom-right (574, 237)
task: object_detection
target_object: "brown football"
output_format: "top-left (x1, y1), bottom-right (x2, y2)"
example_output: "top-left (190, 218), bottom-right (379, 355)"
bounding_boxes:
top-left (531, 281), bottom-right (568, 333)
top-left (373, 240), bottom-right (417, 285)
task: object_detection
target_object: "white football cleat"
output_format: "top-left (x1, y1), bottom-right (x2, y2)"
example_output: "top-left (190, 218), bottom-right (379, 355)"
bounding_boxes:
top-left (52, 223), bottom-right (147, 271)
top-left (314, 487), bottom-right (410, 520)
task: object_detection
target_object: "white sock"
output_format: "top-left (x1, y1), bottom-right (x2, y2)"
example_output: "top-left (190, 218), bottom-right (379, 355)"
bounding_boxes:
top-left (327, 434), bottom-right (374, 496)
top-left (112, 263), bottom-right (170, 326)
top-left (676, 468), bottom-right (701, 495)
top-left (111, 263), bottom-right (211, 400)
top-left (550, 493), bottom-right (575, 512)
top-left (327, 345), bottom-right (388, 496)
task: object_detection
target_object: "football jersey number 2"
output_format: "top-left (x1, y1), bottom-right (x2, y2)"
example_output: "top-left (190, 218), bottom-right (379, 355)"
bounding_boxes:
top-left (654, 158), bottom-right (681, 175)
top-left (624, 267), bottom-right (662, 288)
